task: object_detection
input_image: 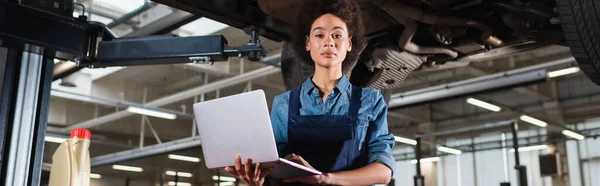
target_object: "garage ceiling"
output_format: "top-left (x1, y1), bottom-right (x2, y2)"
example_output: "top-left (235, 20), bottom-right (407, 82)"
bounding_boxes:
top-left (43, 1), bottom-right (600, 186)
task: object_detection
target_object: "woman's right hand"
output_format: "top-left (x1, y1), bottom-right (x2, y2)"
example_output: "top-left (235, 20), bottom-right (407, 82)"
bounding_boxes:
top-left (225, 154), bottom-right (274, 186)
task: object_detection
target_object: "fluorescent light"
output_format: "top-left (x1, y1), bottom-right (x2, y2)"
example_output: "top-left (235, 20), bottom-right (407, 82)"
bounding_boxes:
top-left (127, 107), bottom-right (176, 120)
top-left (410, 157), bottom-right (440, 164)
top-left (562, 130), bottom-right (585, 140)
top-left (394, 136), bottom-right (417, 145)
top-left (466, 98), bottom-right (501, 112)
top-left (219, 182), bottom-right (235, 186)
top-left (437, 146), bottom-right (462, 155)
top-left (519, 115), bottom-right (548, 127)
top-left (168, 154), bottom-right (201, 163)
top-left (90, 173), bottom-right (101, 179)
top-left (213, 176), bottom-right (237, 182)
top-left (45, 136), bottom-right (67, 143)
top-left (168, 181), bottom-right (191, 186)
top-left (166, 171), bottom-right (193, 178)
top-left (112, 165), bottom-right (143, 172)
top-left (548, 67), bottom-right (580, 78)
top-left (510, 144), bottom-right (548, 152)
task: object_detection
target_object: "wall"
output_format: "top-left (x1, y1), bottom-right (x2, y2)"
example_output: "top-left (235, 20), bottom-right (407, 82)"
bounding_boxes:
top-left (394, 159), bottom-right (438, 186)
top-left (439, 153), bottom-right (475, 186)
top-left (566, 118), bottom-right (600, 186)
top-left (394, 128), bottom-right (562, 186)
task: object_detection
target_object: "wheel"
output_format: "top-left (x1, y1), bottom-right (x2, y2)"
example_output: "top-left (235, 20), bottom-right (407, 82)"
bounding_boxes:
top-left (557, 0), bottom-right (600, 85)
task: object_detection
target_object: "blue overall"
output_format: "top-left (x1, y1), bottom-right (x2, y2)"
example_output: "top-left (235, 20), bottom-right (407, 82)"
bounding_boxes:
top-left (283, 85), bottom-right (367, 184)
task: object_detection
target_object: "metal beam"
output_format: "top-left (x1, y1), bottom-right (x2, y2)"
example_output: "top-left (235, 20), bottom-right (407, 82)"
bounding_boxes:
top-left (50, 89), bottom-right (194, 118)
top-left (389, 57), bottom-right (576, 109)
top-left (389, 70), bottom-right (547, 109)
top-left (90, 136), bottom-right (201, 167)
top-left (62, 65), bottom-right (280, 132)
top-left (182, 63), bottom-right (233, 76)
top-left (467, 65), bottom-right (553, 101)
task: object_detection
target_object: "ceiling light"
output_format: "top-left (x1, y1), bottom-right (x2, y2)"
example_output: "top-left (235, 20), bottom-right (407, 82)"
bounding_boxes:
top-left (410, 157), bottom-right (440, 164)
top-left (219, 182), bottom-right (235, 186)
top-left (90, 173), bottom-right (101, 179)
top-left (73, 11), bottom-right (80, 18)
top-left (127, 107), bottom-right (176, 120)
top-left (466, 98), bottom-right (501, 112)
top-left (168, 181), bottom-right (191, 186)
top-left (548, 67), bottom-right (580, 78)
top-left (562, 130), bottom-right (585, 140)
top-left (213, 176), bottom-right (237, 182)
top-left (45, 136), bottom-right (67, 143)
top-left (168, 154), bottom-right (200, 163)
top-left (112, 165), bottom-right (143, 172)
top-left (437, 146), bottom-right (462, 155)
top-left (394, 136), bottom-right (417, 145)
top-left (510, 144), bottom-right (548, 152)
top-left (166, 171), bottom-right (193, 178)
top-left (519, 115), bottom-right (547, 127)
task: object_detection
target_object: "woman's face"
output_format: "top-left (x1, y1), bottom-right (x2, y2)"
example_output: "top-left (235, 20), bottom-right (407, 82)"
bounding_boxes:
top-left (306, 14), bottom-right (352, 69)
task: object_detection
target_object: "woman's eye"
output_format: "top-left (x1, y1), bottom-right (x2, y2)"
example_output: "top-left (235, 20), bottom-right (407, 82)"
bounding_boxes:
top-left (315, 34), bottom-right (324, 38)
top-left (333, 34), bottom-right (342, 39)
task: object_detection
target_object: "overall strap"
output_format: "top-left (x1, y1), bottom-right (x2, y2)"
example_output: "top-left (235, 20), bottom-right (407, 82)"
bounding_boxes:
top-left (348, 85), bottom-right (362, 117)
top-left (288, 87), bottom-right (302, 117)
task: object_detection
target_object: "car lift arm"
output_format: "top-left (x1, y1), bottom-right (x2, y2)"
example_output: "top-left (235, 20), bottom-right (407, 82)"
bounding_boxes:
top-left (0, 2), bottom-right (268, 68)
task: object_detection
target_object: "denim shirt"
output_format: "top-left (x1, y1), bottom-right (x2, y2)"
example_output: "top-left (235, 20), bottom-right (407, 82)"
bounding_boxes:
top-left (270, 75), bottom-right (396, 174)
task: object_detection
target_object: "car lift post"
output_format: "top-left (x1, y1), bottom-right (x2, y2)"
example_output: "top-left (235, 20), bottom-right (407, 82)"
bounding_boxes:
top-left (414, 137), bottom-right (424, 186)
top-left (0, 2), bottom-right (271, 185)
top-left (511, 121), bottom-right (528, 186)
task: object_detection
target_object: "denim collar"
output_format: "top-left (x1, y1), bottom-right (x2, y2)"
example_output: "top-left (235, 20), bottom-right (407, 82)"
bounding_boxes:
top-left (301, 75), bottom-right (351, 95)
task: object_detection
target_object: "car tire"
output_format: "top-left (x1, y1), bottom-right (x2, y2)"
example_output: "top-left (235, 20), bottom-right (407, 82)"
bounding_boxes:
top-left (557, 0), bottom-right (600, 85)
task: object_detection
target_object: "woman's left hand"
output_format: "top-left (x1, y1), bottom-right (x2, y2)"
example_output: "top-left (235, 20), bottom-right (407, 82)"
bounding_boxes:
top-left (282, 154), bottom-right (329, 185)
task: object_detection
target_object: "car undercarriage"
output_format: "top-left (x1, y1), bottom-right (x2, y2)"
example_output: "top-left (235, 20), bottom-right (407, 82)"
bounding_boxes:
top-left (154, 0), bottom-right (600, 90)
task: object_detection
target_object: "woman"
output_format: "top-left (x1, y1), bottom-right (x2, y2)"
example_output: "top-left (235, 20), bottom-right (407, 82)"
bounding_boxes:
top-left (225, 0), bottom-right (395, 185)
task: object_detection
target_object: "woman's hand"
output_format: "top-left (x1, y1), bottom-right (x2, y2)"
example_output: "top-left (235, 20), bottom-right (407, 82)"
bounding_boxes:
top-left (282, 154), bottom-right (329, 185)
top-left (224, 154), bottom-right (274, 186)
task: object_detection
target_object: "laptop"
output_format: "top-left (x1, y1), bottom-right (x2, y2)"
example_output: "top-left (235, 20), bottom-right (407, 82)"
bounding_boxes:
top-left (193, 89), bottom-right (322, 179)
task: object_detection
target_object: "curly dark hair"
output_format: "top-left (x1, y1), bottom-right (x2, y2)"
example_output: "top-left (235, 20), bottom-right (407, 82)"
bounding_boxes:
top-left (292, 0), bottom-right (367, 74)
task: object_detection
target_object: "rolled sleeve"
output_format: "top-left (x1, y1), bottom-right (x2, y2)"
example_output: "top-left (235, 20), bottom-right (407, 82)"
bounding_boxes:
top-left (366, 91), bottom-right (396, 175)
top-left (368, 150), bottom-right (396, 174)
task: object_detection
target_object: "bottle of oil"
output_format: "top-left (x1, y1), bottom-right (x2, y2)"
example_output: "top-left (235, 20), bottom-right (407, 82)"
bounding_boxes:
top-left (49, 128), bottom-right (91, 186)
